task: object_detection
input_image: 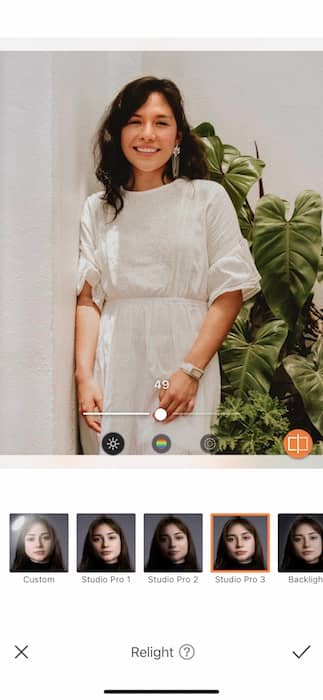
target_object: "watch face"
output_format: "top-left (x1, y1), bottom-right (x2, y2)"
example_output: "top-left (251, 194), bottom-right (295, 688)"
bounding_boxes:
top-left (191, 368), bottom-right (201, 379)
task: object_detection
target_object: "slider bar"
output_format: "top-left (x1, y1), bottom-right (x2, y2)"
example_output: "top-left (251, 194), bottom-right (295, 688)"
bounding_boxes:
top-left (84, 412), bottom-right (215, 417)
top-left (104, 691), bottom-right (219, 695)
top-left (83, 412), bottom-right (151, 416)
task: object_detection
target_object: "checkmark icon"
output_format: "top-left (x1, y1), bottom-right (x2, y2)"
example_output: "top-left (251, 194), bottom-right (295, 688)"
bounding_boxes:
top-left (292, 645), bottom-right (311, 659)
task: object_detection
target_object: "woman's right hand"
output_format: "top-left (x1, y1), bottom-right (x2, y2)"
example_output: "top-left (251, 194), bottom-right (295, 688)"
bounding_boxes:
top-left (77, 377), bottom-right (103, 433)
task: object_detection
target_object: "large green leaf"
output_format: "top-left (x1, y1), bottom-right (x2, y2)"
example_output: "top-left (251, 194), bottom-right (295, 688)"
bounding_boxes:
top-left (193, 122), bottom-right (215, 137)
top-left (202, 135), bottom-right (224, 174)
top-left (253, 191), bottom-right (322, 329)
top-left (220, 317), bottom-right (288, 398)
top-left (238, 202), bottom-right (255, 242)
top-left (283, 337), bottom-right (323, 435)
top-left (200, 133), bottom-right (265, 213)
top-left (223, 156), bottom-right (265, 213)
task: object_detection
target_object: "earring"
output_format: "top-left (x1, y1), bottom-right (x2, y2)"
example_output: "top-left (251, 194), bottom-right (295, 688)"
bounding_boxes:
top-left (172, 144), bottom-right (181, 179)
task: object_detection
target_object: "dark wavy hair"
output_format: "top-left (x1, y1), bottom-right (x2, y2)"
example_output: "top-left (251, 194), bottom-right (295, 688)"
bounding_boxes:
top-left (12, 515), bottom-right (65, 572)
top-left (79, 516), bottom-right (133, 572)
top-left (94, 76), bottom-right (209, 219)
top-left (215, 517), bottom-right (266, 570)
top-left (145, 515), bottom-right (200, 572)
top-left (280, 516), bottom-right (323, 572)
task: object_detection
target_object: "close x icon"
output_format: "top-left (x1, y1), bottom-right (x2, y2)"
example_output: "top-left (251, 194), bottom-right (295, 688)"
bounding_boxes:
top-left (14, 644), bottom-right (29, 659)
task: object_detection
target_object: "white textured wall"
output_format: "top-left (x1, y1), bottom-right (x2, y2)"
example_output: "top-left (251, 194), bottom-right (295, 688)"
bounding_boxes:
top-left (0, 51), bottom-right (142, 454)
top-left (0, 53), bottom-right (53, 453)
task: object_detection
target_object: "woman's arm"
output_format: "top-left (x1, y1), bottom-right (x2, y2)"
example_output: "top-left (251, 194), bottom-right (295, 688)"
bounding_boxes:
top-left (159, 290), bottom-right (242, 423)
top-left (75, 281), bottom-right (103, 433)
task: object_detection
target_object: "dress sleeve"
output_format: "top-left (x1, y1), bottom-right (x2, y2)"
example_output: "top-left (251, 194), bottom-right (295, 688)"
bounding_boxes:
top-left (206, 185), bottom-right (261, 307)
top-left (77, 197), bottom-right (105, 311)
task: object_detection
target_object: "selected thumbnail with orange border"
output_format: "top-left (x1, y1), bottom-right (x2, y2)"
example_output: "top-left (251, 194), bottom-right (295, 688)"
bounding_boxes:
top-left (211, 513), bottom-right (270, 573)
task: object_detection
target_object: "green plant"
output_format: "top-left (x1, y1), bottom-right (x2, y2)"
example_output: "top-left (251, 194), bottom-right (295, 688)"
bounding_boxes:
top-left (211, 392), bottom-right (290, 455)
top-left (193, 122), bottom-right (323, 444)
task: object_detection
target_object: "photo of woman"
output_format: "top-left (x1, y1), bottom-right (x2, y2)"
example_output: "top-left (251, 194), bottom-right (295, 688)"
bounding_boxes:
top-left (145, 514), bottom-right (202, 572)
top-left (10, 514), bottom-right (67, 572)
top-left (78, 515), bottom-right (134, 572)
top-left (76, 75), bottom-right (260, 455)
top-left (213, 515), bottom-right (267, 571)
top-left (279, 515), bottom-right (323, 572)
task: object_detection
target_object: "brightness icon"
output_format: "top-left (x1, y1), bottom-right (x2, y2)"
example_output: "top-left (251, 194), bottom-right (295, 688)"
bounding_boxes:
top-left (102, 432), bottom-right (125, 455)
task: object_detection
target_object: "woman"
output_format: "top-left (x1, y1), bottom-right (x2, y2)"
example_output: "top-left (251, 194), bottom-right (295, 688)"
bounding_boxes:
top-left (11, 516), bottom-right (66, 572)
top-left (145, 515), bottom-right (200, 572)
top-left (280, 516), bottom-right (323, 572)
top-left (79, 516), bottom-right (133, 572)
top-left (76, 76), bottom-right (260, 454)
top-left (214, 516), bottom-right (266, 570)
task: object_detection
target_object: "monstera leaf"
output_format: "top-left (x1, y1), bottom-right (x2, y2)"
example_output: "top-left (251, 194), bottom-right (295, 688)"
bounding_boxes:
top-left (253, 191), bottom-right (322, 329)
top-left (220, 316), bottom-right (288, 398)
top-left (194, 124), bottom-right (265, 213)
top-left (283, 338), bottom-right (323, 436)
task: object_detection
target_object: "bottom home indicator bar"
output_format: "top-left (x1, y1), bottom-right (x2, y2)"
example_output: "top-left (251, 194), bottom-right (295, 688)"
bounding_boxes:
top-left (104, 692), bottom-right (220, 695)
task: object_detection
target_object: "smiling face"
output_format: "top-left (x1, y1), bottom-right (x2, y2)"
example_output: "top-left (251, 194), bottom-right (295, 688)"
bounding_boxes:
top-left (158, 523), bottom-right (189, 564)
top-left (91, 524), bottom-right (121, 564)
top-left (224, 523), bottom-right (256, 564)
top-left (120, 92), bottom-right (180, 189)
top-left (292, 523), bottom-right (323, 565)
top-left (24, 522), bottom-right (53, 563)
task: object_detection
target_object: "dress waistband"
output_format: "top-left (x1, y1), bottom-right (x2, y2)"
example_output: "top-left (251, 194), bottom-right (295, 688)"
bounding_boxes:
top-left (103, 296), bottom-right (207, 307)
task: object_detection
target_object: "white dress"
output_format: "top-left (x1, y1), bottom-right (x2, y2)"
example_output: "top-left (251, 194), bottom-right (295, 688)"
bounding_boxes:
top-left (77, 178), bottom-right (260, 455)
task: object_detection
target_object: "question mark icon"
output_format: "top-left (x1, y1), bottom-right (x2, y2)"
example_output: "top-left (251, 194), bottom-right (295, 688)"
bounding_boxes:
top-left (179, 644), bottom-right (195, 660)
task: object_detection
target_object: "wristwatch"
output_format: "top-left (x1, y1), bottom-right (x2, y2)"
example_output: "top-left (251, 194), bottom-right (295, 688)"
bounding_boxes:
top-left (179, 362), bottom-right (205, 380)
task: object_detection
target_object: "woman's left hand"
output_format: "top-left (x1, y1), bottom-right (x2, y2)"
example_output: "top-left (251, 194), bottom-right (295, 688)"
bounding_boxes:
top-left (157, 369), bottom-right (199, 424)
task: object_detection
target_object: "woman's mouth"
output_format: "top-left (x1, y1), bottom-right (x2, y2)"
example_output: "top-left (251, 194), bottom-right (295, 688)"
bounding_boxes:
top-left (134, 147), bottom-right (160, 154)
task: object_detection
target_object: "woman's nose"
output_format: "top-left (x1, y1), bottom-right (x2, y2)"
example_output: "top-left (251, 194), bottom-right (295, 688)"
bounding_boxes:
top-left (141, 122), bottom-right (155, 139)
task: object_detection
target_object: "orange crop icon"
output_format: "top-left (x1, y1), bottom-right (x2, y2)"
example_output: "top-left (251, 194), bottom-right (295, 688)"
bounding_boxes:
top-left (283, 429), bottom-right (313, 458)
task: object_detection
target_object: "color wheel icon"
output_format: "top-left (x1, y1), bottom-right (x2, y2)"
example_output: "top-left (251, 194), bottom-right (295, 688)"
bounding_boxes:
top-left (152, 434), bottom-right (171, 453)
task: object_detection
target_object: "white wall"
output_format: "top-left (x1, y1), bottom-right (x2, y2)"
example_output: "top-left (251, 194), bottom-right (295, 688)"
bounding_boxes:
top-left (0, 51), bottom-right (142, 454)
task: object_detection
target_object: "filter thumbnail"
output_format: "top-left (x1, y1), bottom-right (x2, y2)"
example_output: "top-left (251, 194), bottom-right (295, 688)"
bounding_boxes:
top-left (278, 514), bottom-right (323, 572)
top-left (144, 514), bottom-right (202, 572)
top-left (212, 514), bottom-right (269, 571)
top-left (77, 514), bottom-right (135, 572)
top-left (10, 514), bottom-right (68, 572)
